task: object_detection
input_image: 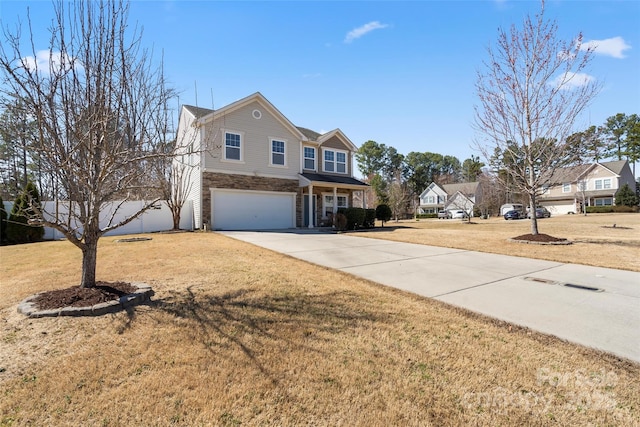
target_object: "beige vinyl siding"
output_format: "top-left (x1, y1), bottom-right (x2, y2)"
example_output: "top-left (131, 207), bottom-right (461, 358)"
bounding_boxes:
top-left (203, 101), bottom-right (301, 179)
top-left (584, 165), bottom-right (618, 191)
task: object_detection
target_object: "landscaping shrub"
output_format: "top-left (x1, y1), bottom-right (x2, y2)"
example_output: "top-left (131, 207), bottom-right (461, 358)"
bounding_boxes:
top-left (585, 205), bottom-right (637, 214)
top-left (363, 209), bottom-right (376, 228)
top-left (375, 204), bottom-right (392, 227)
top-left (416, 213), bottom-right (437, 219)
top-left (337, 207), bottom-right (366, 230)
top-left (6, 182), bottom-right (44, 244)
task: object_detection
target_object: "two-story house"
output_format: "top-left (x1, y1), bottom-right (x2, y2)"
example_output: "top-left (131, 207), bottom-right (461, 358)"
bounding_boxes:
top-left (539, 160), bottom-right (636, 214)
top-left (175, 92), bottom-right (368, 230)
top-left (418, 182), bottom-right (482, 216)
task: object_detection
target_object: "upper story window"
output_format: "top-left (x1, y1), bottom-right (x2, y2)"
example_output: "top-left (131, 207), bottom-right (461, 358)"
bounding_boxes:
top-left (224, 131), bottom-right (242, 161)
top-left (425, 195), bottom-right (435, 204)
top-left (562, 183), bottom-right (571, 193)
top-left (270, 139), bottom-right (286, 166)
top-left (578, 180), bottom-right (587, 191)
top-left (323, 148), bottom-right (347, 174)
top-left (594, 178), bottom-right (612, 190)
top-left (304, 147), bottom-right (316, 170)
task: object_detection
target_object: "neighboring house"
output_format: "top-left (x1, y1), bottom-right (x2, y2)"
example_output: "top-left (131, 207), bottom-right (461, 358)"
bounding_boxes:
top-left (418, 181), bottom-right (482, 216)
top-left (539, 160), bottom-right (637, 214)
top-left (175, 92), bottom-right (368, 230)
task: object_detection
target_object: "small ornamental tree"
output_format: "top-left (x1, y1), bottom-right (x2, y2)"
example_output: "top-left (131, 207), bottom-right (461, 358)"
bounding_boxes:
top-left (375, 204), bottom-right (392, 227)
top-left (615, 183), bottom-right (639, 207)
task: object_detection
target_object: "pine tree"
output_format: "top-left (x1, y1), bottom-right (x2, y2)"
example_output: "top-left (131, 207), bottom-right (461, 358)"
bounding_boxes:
top-left (615, 184), bottom-right (639, 207)
top-left (6, 181), bottom-right (44, 244)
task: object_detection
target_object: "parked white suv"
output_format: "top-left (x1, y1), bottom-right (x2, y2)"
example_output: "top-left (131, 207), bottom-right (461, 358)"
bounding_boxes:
top-left (450, 210), bottom-right (468, 219)
top-left (437, 210), bottom-right (451, 219)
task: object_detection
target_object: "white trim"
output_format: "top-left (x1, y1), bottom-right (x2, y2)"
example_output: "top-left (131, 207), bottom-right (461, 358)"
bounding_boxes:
top-left (221, 129), bottom-right (244, 163)
top-left (322, 147), bottom-right (348, 174)
top-left (268, 137), bottom-right (287, 168)
top-left (303, 146), bottom-right (317, 171)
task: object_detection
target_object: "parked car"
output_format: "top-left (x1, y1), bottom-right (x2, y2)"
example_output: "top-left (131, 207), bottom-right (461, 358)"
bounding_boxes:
top-left (528, 207), bottom-right (551, 218)
top-left (437, 210), bottom-right (451, 219)
top-left (503, 210), bottom-right (523, 220)
top-left (450, 210), bottom-right (468, 219)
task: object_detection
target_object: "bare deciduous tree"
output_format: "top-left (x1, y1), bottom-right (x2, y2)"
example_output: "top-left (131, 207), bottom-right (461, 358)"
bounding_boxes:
top-left (0, 0), bottom-right (177, 287)
top-left (474, 1), bottom-right (601, 235)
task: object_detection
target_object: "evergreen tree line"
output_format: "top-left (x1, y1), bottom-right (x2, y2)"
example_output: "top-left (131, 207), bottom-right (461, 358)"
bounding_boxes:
top-left (356, 112), bottom-right (639, 218)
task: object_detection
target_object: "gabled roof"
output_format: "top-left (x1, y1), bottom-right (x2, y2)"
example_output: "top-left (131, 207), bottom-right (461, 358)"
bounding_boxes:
top-left (600, 160), bottom-right (627, 176)
top-left (442, 182), bottom-right (479, 196)
top-left (195, 92), bottom-right (307, 140)
top-left (183, 105), bottom-right (214, 119)
top-left (317, 129), bottom-right (358, 152)
top-left (419, 182), bottom-right (446, 199)
top-left (297, 127), bottom-right (321, 140)
top-left (445, 191), bottom-right (474, 209)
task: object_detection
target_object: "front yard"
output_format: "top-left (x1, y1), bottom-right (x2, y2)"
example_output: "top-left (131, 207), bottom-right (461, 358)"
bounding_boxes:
top-left (369, 213), bottom-right (640, 272)
top-left (0, 216), bottom-right (638, 425)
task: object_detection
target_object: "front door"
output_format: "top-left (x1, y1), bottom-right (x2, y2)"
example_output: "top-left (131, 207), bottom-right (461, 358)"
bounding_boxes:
top-left (303, 194), bottom-right (316, 227)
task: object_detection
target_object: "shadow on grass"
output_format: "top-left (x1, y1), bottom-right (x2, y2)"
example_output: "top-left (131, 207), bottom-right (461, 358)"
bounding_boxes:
top-left (150, 286), bottom-right (388, 381)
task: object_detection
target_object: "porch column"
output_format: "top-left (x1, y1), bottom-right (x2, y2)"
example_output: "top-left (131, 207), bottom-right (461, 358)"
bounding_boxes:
top-left (333, 186), bottom-right (338, 216)
top-left (308, 184), bottom-right (314, 228)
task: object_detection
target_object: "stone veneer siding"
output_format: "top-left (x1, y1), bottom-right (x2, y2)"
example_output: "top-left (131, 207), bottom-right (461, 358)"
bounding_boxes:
top-left (202, 172), bottom-right (301, 227)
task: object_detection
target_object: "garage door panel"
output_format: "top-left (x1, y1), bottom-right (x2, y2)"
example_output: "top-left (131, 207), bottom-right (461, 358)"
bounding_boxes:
top-left (212, 190), bottom-right (295, 230)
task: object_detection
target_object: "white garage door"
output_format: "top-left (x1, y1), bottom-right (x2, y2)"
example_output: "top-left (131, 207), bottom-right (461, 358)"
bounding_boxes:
top-left (212, 189), bottom-right (296, 230)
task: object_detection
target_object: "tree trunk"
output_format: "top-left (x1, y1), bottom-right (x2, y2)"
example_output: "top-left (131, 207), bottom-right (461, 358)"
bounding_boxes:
top-left (529, 194), bottom-right (539, 235)
top-left (80, 237), bottom-right (98, 288)
top-left (172, 207), bottom-right (181, 230)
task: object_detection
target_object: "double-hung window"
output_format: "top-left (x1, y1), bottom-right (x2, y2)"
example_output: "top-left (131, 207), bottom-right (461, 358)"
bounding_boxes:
top-left (336, 152), bottom-right (346, 173)
top-left (323, 149), bottom-right (348, 173)
top-left (304, 147), bottom-right (316, 170)
top-left (224, 132), bottom-right (241, 161)
top-left (562, 183), bottom-right (571, 193)
top-left (324, 150), bottom-right (335, 172)
top-left (271, 139), bottom-right (286, 166)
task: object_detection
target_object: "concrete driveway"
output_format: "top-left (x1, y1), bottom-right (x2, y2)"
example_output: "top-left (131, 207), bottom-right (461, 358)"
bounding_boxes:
top-left (221, 230), bottom-right (640, 363)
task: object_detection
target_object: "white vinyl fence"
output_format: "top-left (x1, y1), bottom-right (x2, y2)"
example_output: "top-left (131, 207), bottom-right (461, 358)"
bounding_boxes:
top-left (2, 200), bottom-right (193, 240)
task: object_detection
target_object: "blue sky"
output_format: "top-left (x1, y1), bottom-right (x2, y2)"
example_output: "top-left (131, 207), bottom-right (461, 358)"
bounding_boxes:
top-left (1, 0), bottom-right (639, 174)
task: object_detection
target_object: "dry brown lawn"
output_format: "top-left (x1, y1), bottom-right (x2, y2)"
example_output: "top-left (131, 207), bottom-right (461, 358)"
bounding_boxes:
top-left (1, 217), bottom-right (639, 426)
top-left (370, 212), bottom-right (640, 272)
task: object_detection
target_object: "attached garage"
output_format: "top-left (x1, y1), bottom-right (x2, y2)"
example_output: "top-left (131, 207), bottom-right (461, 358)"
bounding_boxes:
top-left (211, 189), bottom-right (296, 230)
top-left (541, 200), bottom-right (576, 215)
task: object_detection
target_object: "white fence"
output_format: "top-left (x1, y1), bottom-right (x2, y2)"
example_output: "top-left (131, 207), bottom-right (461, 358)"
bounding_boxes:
top-left (2, 200), bottom-right (193, 240)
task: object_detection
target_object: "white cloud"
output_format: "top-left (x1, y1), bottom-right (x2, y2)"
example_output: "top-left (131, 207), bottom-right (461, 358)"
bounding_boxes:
top-left (344, 21), bottom-right (389, 44)
top-left (21, 50), bottom-right (77, 74)
top-left (550, 72), bottom-right (595, 90)
top-left (580, 37), bottom-right (631, 59)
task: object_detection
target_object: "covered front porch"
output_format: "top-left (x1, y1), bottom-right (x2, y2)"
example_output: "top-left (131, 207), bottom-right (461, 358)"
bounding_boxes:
top-left (298, 173), bottom-right (369, 228)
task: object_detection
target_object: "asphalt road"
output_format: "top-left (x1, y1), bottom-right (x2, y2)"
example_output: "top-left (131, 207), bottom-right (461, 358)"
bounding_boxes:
top-left (221, 230), bottom-right (640, 363)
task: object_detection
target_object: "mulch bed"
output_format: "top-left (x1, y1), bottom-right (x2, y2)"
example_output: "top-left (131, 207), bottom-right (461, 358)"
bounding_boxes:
top-left (32, 282), bottom-right (138, 310)
top-left (512, 233), bottom-right (569, 243)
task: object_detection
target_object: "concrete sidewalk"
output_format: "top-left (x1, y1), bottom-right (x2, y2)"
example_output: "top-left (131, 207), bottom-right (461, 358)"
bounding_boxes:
top-left (221, 230), bottom-right (640, 363)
